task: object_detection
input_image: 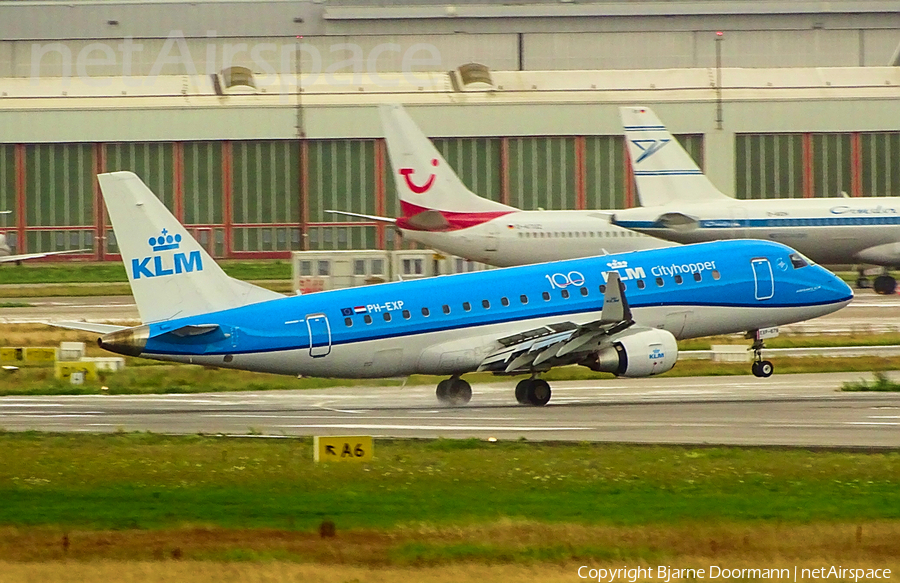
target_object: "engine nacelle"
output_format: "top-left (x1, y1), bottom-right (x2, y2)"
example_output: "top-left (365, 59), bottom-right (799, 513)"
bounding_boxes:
top-left (583, 329), bottom-right (678, 378)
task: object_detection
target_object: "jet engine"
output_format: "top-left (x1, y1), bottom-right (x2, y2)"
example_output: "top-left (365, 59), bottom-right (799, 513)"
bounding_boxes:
top-left (582, 329), bottom-right (678, 377)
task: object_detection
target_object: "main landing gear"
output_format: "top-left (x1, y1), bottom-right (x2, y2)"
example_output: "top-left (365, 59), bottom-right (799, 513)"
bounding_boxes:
top-left (857, 268), bottom-right (896, 295)
top-left (435, 376), bottom-right (472, 406)
top-left (750, 337), bottom-right (774, 378)
top-left (515, 377), bottom-right (552, 406)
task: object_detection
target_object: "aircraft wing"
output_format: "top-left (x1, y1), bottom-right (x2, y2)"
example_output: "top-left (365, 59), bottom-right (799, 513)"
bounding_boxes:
top-left (0, 248), bottom-right (90, 264)
top-left (477, 272), bottom-right (636, 374)
top-left (325, 210), bottom-right (397, 225)
top-left (51, 321), bottom-right (129, 334)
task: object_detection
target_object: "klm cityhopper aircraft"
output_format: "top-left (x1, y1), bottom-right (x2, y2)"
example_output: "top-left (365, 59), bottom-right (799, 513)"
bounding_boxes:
top-left (68, 172), bottom-right (851, 406)
top-left (613, 106), bottom-right (900, 294)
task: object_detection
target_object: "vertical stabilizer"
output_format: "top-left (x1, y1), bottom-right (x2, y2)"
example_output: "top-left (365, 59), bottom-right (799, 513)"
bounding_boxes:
top-left (380, 104), bottom-right (513, 215)
top-left (98, 171), bottom-right (281, 324)
top-left (620, 106), bottom-right (729, 207)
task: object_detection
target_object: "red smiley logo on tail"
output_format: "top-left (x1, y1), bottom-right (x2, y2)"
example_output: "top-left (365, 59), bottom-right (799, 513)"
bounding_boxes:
top-left (399, 159), bottom-right (438, 194)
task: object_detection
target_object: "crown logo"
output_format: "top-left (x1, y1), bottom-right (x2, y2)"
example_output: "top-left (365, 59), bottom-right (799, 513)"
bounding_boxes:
top-left (607, 259), bottom-right (628, 269)
top-left (148, 228), bottom-right (181, 252)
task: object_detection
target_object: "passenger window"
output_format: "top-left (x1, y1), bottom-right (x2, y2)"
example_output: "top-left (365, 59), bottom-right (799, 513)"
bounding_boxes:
top-left (561, 289), bottom-right (570, 299)
top-left (383, 312), bottom-right (392, 322)
top-left (402, 309), bottom-right (411, 319)
top-left (580, 287), bottom-right (588, 296)
top-left (656, 277), bottom-right (664, 287)
top-left (344, 317), bottom-right (352, 327)
top-left (636, 280), bottom-right (645, 289)
top-left (364, 314), bottom-right (373, 324)
top-left (421, 307), bottom-right (430, 317)
top-left (520, 294), bottom-right (528, 304)
top-left (599, 284), bottom-right (607, 293)
top-left (542, 291), bottom-right (550, 301)
top-left (463, 302), bottom-right (471, 311)
top-left (674, 275), bottom-right (683, 284)
top-left (482, 299), bottom-right (490, 309)
top-left (693, 272), bottom-right (702, 282)
top-left (442, 304), bottom-right (451, 314)
top-left (712, 270), bottom-right (721, 280)
top-left (501, 297), bottom-right (510, 307)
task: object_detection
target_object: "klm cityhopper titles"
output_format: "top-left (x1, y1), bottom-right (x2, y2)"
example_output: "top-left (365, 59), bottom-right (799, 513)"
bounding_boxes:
top-left (67, 172), bottom-right (851, 407)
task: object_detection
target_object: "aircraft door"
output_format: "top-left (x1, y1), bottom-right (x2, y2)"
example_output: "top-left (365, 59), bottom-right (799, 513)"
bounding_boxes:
top-left (751, 258), bottom-right (774, 300)
top-left (306, 313), bottom-right (332, 357)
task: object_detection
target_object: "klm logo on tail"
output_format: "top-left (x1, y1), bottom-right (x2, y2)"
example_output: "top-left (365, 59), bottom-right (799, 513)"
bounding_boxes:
top-left (132, 229), bottom-right (203, 280)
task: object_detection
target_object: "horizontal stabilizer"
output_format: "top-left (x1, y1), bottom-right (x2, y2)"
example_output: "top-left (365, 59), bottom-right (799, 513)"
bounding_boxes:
top-left (51, 321), bottom-right (128, 334)
top-left (169, 324), bottom-right (221, 337)
top-left (325, 210), bottom-right (397, 225)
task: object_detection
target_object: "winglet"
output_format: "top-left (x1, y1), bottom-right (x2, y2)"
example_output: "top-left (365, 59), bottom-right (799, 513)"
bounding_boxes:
top-left (620, 106), bottom-right (729, 207)
top-left (601, 271), bottom-right (632, 323)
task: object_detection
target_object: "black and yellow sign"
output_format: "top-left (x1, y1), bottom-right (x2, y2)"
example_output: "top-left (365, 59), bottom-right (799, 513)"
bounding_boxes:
top-left (314, 435), bottom-right (373, 463)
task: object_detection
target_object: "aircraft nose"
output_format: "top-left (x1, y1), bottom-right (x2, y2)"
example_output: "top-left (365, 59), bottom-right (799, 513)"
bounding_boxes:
top-left (823, 269), bottom-right (854, 307)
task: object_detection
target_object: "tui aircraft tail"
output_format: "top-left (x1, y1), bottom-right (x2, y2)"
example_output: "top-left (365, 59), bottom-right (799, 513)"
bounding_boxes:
top-left (620, 106), bottom-right (729, 207)
top-left (380, 104), bottom-right (514, 216)
top-left (98, 171), bottom-right (281, 324)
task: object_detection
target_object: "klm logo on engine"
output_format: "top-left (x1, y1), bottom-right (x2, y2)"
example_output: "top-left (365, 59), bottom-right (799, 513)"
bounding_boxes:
top-left (132, 229), bottom-right (203, 280)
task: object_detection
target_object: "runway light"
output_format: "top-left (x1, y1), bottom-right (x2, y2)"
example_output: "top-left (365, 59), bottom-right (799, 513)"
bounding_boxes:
top-left (101, 386), bottom-right (109, 392)
top-left (487, 437), bottom-right (498, 443)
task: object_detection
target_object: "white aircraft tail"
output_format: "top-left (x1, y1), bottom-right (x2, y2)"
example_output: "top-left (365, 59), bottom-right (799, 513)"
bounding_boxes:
top-left (98, 171), bottom-right (281, 324)
top-left (620, 106), bottom-right (729, 207)
top-left (380, 104), bottom-right (513, 215)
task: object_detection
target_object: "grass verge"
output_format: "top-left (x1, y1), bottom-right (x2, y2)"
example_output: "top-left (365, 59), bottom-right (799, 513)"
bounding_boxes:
top-left (842, 371), bottom-right (900, 392)
top-left (0, 433), bottom-right (898, 533)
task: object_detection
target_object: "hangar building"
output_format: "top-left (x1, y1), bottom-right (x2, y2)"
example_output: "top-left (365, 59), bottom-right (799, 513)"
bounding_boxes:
top-left (1, 0), bottom-right (899, 260)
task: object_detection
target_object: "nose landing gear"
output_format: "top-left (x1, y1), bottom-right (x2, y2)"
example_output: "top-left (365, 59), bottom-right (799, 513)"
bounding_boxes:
top-left (750, 337), bottom-right (774, 378)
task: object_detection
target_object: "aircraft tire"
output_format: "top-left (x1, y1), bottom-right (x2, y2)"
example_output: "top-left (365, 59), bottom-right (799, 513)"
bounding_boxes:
top-left (751, 361), bottom-right (761, 377)
top-left (515, 379), bottom-right (531, 404)
top-left (856, 277), bottom-right (870, 289)
top-left (447, 378), bottom-right (472, 406)
top-left (436, 379), bottom-right (451, 403)
top-left (526, 379), bottom-right (552, 406)
top-left (758, 360), bottom-right (774, 378)
top-left (874, 275), bottom-right (897, 295)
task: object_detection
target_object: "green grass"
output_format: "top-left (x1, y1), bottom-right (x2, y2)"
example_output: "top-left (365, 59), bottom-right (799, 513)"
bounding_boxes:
top-left (0, 433), bottom-right (898, 531)
top-left (842, 371), bottom-right (900, 392)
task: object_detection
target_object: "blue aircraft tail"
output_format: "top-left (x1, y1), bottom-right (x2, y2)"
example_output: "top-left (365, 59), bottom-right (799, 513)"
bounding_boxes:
top-left (98, 171), bottom-right (281, 324)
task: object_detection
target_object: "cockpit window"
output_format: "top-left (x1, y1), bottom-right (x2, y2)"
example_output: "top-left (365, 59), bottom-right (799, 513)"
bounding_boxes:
top-left (790, 252), bottom-right (809, 269)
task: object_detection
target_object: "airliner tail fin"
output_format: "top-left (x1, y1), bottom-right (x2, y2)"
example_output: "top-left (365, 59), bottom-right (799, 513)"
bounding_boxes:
top-left (620, 106), bottom-right (729, 207)
top-left (98, 171), bottom-right (281, 324)
top-left (380, 104), bottom-right (512, 215)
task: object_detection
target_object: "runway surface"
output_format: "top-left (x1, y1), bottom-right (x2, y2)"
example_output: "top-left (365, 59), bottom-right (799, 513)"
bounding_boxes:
top-left (2, 372), bottom-right (899, 448)
top-left (2, 290), bottom-right (900, 334)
